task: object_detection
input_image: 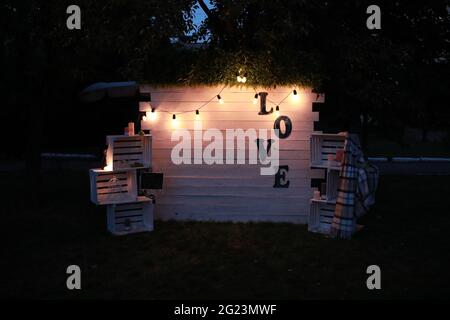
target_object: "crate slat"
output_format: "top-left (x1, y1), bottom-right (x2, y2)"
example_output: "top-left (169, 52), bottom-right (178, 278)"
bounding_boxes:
top-left (308, 199), bottom-right (336, 234)
top-left (107, 197), bottom-right (154, 235)
top-left (89, 169), bottom-right (138, 205)
top-left (310, 133), bottom-right (345, 168)
top-left (106, 134), bottom-right (152, 170)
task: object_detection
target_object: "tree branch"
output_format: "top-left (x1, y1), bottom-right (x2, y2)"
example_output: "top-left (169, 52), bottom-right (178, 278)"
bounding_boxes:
top-left (197, 0), bottom-right (212, 18)
top-left (197, 0), bottom-right (235, 48)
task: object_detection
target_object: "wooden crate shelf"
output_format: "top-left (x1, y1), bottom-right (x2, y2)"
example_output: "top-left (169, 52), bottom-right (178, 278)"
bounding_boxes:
top-left (308, 199), bottom-right (336, 234)
top-left (310, 133), bottom-right (345, 169)
top-left (89, 169), bottom-right (138, 205)
top-left (107, 196), bottom-right (154, 235)
top-left (106, 134), bottom-right (151, 170)
top-left (308, 133), bottom-right (346, 234)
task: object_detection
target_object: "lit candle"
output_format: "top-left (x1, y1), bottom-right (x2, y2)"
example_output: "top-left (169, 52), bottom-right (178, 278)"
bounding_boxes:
top-left (313, 190), bottom-right (321, 200)
top-left (128, 122), bottom-right (135, 136)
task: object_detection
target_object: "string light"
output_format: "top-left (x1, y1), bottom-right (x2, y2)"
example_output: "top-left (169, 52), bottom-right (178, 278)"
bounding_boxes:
top-left (171, 113), bottom-right (179, 128)
top-left (291, 89), bottom-right (299, 101)
top-left (138, 86), bottom-right (297, 129)
top-left (146, 86), bottom-right (224, 129)
top-left (236, 69), bottom-right (247, 83)
top-left (253, 93), bottom-right (258, 104)
top-left (146, 108), bottom-right (157, 121)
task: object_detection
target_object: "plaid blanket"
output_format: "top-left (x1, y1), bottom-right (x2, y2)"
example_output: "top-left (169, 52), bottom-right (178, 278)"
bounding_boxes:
top-left (330, 134), bottom-right (379, 239)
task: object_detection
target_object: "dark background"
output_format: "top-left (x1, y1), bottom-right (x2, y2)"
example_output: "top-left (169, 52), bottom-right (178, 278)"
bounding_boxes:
top-left (1, 0), bottom-right (449, 161)
top-left (1, 1), bottom-right (450, 300)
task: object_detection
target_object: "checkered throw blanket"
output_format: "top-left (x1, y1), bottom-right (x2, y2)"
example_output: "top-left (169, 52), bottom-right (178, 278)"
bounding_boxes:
top-left (330, 134), bottom-right (379, 239)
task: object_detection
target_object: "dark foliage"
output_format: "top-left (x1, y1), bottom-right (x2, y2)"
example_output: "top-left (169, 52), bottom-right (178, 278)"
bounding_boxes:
top-left (1, 0), bottom-right (449, 156)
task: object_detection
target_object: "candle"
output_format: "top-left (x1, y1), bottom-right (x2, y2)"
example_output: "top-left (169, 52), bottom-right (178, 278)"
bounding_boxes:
top-left (128, 122), bottom-right (135, 136)
top-left (313, 190), bottom-right (321, 200)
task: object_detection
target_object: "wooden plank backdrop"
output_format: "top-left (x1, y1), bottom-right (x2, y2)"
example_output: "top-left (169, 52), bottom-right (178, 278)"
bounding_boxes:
top-left (140, 85), bottom-right (324, 223)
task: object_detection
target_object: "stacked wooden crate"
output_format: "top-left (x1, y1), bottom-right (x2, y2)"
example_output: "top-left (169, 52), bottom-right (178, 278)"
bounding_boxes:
top-left (308, 133), bottom-right (345, 234)
top-left (90, 134), bottom-right (154, 235)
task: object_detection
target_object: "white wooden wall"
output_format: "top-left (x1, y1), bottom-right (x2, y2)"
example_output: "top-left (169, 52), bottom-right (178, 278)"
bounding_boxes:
top-left (140, 85), bottom-right (324, 223)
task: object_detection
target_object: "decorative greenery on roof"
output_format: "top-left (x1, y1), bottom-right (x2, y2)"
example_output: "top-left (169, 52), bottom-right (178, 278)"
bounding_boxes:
top-left (135, 47), bottom-right (324, 89)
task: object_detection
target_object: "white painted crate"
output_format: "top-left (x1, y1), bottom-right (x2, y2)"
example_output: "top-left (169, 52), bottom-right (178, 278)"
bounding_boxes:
top-left (106, 134), bottom-right (151, 170)
top-left (107, 197), bottom-right (154, 235)
top-left (89, 169), bottom-right (138, 205)
top-left (310, 133), bottom-right (345, 169)
top-left (308, 199), bottom-right (335, 234)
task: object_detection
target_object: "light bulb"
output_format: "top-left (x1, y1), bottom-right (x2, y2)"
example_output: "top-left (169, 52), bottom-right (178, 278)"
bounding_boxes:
top-left (217, 95), bottom-right (224, 104)
top-left (237, 75), bottom-right (242, 82)
top-left (241, 76), bottom-right (247, 83)
top-left (253, 93), bottom-right (258, 104)
top-left (291, 89), bottom-right (299, 101)
top-left (275, 105), bottom-right (280, 116)
top-left (147, 108), bottom-right (157, 121)
top-left (195, 110), bottom-right (200, 120)
top-left (171, 114), bottom-right (179, 128)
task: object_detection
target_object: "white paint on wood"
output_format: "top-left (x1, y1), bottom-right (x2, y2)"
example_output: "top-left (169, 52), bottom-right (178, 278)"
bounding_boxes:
top-left (89, 169), bottom-right (138, 205)
top-left (308, 199), bottom-right (335, 234)
top-left (310, 133), bottom-right (345, 168)
top-left (106, 134), bottom-right (152, 170)
top-left (106, 196), bottom-right (154, 235)
top-left (140, 85), bottom-right (323, 223)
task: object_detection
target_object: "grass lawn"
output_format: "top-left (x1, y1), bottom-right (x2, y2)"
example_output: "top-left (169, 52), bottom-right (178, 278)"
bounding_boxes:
top-left (1, 169), bottom-right (449, 299)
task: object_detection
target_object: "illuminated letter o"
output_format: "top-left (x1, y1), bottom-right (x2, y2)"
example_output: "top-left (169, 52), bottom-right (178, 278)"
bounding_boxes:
top-left (274, 116), bottom-right (292, 139)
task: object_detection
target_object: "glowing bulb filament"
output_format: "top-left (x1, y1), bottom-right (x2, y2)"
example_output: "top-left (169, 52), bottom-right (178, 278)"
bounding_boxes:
top-left (291, 89), bottom-right (299, 101)
top-left (147, 108), bottom-right (157, 121)
top-left (253, 93), bottom-right (258, 104)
